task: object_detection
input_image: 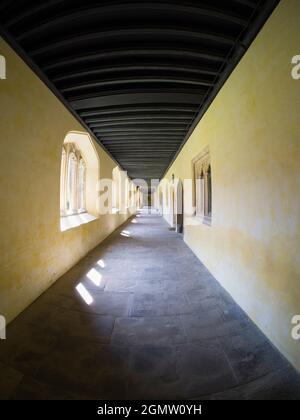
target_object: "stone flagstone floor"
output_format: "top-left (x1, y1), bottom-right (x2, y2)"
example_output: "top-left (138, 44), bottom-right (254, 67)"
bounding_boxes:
top-left (1, 210), bottom-right (300, 400)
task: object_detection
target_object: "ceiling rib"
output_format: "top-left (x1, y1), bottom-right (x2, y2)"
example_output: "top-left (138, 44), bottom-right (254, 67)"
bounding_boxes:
top-left (42, 49), bottom-right (227, 73)
top-left (24, 28), bottom-right (237, 54)
top-left (14, 3), bottom-right (249, 41)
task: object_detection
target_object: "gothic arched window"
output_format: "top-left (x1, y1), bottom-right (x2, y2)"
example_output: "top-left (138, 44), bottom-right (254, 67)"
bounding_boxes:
top-left (78, 158), bottom-right (86, 212)
top-left (61, 143), bottom-right (86, 216)
top-left (207, 165), bottom-right (212, 218)
top-left (193, 148), bottom-right (212, 225)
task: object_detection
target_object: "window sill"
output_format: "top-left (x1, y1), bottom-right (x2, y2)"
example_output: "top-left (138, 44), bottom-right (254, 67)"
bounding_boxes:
top-left (60, 212), bottom-right (97, 232)
top-left (185, 214), bottom-right (212, 227)
top-left (62, 209), bottom-right (86, 217)
top-left (203, 215), bottom-right (212, 226)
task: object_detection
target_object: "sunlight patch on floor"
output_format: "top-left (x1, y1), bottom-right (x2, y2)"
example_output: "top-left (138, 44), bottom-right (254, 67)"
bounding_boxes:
top-left (121, 230), bottom-right (131, 237)
top-left (76, 283), bottom-right (94, 305)
top-left (97, 259), bottom-right (106, 268)
top-left (87, 268), bottom-right (102, 287)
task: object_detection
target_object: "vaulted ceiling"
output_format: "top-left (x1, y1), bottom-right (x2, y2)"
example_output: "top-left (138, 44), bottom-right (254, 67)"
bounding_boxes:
top-left (0, 0), bottom-right (279, 181)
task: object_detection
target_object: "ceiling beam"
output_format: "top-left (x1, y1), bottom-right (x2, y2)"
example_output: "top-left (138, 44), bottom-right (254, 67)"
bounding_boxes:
top-left (60, 77), bottom-right (213, 94)
top-left (4, 1), bottom-right (65, 27)
top-left (17, 4), bottom-right (248, 42)
top-left (70, 92), bottom-right (202, 110)
top-left (43, 49), bottom-right (226, 72)
top-left (89, 121), bottom-right (190, 129)
top-left (93, 128), bottom-right (186, 133)
top-left (78, 106), bottom-right (198, 117)
top-left (99, 136), bottom-right (183, 140)
top-left (84, 115), bottom-right (194, 124)
top-left (53, 65), bottom-right (219, 84)
top-left (27, 28), bottom-right (235, 56)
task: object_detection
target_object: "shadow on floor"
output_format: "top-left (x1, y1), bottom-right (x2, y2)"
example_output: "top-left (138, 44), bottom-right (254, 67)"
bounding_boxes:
top-left (1, 210), bottom-right (300, 400)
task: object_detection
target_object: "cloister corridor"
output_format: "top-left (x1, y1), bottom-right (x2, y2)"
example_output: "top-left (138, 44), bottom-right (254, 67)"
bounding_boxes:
top-left (1, 209), bottom-right (300, 400)
top-left (1, 1), bottom-right (300, 403)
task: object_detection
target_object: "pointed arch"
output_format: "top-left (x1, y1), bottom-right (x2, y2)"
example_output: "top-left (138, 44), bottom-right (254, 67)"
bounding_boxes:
top-left (60, 131), bottom-right (100, 230)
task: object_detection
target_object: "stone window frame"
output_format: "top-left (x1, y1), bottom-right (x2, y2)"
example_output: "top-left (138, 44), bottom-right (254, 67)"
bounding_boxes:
top-left (192, 147), bottom-right (212, 225)
top-left (60, 143), bottom-right (87, 217)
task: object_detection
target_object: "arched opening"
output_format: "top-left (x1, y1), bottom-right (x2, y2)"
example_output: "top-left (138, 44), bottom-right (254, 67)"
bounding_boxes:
top-left (207, 165), bottom-right (212, 219)
top-left (65, 149), bottom-right (79, 215)
top-left (193, 148), bottom-right (212, 225)
top-left (0, 55), bottom-right (6, 79)
top-left (112, 166), bottom-right (121, 213)
top-left (170, 184), bottom-right (176, 228)
top-left (60, 131), bottom-right (100, 231)
top-left (174, 178), bottom-right (184, 233)
top-left (159, 188), bottom-right (163, 214)
top-left (169, 177), bottom-right (184, 232)
top-left (78, 158), bottom-right (86, 212)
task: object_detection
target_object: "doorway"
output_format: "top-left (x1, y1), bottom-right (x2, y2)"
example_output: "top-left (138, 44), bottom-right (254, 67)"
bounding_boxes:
top-left (170, 178), bottom-right (184, 234)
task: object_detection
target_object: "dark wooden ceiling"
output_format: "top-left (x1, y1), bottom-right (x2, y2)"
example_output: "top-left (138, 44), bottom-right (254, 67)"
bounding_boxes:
top-left (0, 0), bottom-right (279, 181)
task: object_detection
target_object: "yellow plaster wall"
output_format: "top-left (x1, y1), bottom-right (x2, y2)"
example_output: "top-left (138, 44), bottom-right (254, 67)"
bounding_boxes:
top-left (0, 38), bottom-right (134, 324)
top-left (162, 0), bottom-right (300, 371)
